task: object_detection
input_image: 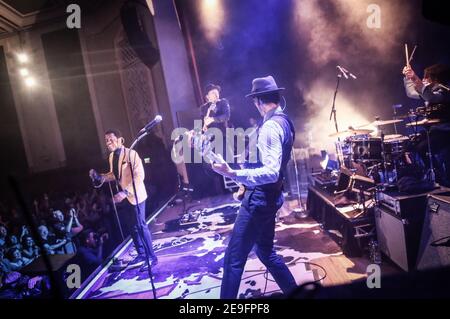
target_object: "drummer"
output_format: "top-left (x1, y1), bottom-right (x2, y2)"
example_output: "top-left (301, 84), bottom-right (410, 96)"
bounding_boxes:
top-left (403, 63), bottom-right (450, 105)
top-left (402, 63), bottom-right (450, 186)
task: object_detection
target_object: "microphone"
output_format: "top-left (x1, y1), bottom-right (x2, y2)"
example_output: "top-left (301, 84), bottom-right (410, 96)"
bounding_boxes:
top-left (139, 115), bottom-right (162, 134)
top-left (336, 65), bottom-right (348, 79)
top-left (337, 65), bottom-right (357, 79)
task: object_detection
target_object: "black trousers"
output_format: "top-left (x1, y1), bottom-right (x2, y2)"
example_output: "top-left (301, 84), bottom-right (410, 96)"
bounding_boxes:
top-left (119, 200), bottom-right (157, 260)
top-left (220, 188), bottom-right (297, 299)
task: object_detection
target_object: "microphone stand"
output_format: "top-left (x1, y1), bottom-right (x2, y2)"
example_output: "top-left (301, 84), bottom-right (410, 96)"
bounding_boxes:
top-left (330, 74), bottom-right (342, 134)
top-left (128, 131), bottom-right (157, 299)
top-left (330, 73), bottom-right (343, 168)
top-left (107, 182), bottom-right (125, 242)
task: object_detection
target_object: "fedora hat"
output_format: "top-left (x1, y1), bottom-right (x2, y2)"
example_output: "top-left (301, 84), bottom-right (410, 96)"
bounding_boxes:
top-left (245, 75), bottom-right (284, 98)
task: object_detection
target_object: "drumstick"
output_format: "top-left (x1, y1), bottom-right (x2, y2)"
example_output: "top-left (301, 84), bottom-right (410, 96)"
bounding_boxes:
top-left (405, 43), bottom-right (409, 67)
top-left (408, 45), bottom-right (417, 64)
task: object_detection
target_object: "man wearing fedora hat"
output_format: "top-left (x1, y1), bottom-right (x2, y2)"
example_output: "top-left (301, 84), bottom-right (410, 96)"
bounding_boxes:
top-left (211, 75), bottom-right (297, 298)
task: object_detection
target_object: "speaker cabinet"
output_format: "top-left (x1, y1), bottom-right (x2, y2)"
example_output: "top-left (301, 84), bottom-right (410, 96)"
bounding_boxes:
top-left (416, 194), bottom-right (450, 271)
top-left (120, 1), bottom-right (159, 68)
top-left (375, 207), bottom-right (411, 271)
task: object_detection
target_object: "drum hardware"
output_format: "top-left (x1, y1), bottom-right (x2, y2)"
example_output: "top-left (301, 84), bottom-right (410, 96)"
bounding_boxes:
top-left (403, 107), bottom-right (446, 187)
top-left (392, 104), bottom-right (403, 134)
top-left (415, 104), bottom-right (449, 121)
top-left (424, 125), bottom-right (439, 187)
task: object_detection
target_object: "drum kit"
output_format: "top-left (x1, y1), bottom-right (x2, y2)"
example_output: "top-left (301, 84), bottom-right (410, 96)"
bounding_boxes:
top-left (330, 107), bottom-right (447, 187)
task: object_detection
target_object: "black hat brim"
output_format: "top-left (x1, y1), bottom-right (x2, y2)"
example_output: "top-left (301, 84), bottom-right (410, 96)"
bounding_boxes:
top-left (245, 87), bottom-right (285, 98)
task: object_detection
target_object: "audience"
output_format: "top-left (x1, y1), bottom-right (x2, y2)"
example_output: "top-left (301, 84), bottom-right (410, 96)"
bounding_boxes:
top-left (0, 186), bottom-right (118, 298)
top-left (0, 225), bottom-right (7, 249)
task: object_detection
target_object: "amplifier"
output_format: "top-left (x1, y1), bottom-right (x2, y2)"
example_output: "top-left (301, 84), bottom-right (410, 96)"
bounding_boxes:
top-left (375, 188), bottom-right (450, 218)
top-left (416, 194), bottom-right (450, 271)
top-left (374, 188), bottom-right (450, 271)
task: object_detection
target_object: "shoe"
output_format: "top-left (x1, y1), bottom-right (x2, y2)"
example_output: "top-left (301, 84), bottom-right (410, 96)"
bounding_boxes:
top-left (139, 258), bottom-right (158, 272)
top-left (128, 254), bottom-right (147, 267)
top-left (110, 259), bottom-right (127, 272)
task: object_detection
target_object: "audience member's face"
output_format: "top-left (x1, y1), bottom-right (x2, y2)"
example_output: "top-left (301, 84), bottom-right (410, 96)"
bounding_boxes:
top-left (25, 237), bottom-right (34, 248)
top-left (53, 210), bottom-right (64, 222)
top-left (9, 235), bottom-right (18, 245)
top-left (12, 249), bottom-right (21, 260)
top-left (0, 226), bottom-right (6, 238)
top-left (206, 89), bottom-right (220, 103)
top-left (105, 133), bottom-right (122, 152)
top-left (86, 232), bottom-right (97, 248)
top-left (38, 226), bottom-right (48, 240)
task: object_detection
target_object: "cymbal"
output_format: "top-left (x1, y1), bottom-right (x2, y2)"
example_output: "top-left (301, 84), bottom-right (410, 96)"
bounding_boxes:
top-left (384, 134), bottom-right (403, 140)
top-left (357, 119), bottom-right (403, 128)
top-left (405, 118), bottom-right (442, 127)
top-left (329, 128), bottom-right (373, 138)
top-left (384, 134), bottom-right (409, 143)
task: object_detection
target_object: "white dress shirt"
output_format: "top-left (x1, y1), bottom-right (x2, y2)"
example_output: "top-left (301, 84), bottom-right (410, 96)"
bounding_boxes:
top-left (234, 106), bottom-right (286, 187)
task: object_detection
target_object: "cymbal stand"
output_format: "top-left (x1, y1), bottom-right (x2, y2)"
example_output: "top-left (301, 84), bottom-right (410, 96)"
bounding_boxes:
top-left (424, 125), bottom-right (438, 186)
top-left (379, 129), bottom-right (391, 187)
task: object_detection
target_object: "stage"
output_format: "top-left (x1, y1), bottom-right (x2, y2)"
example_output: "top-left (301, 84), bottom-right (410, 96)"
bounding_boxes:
top-left (71, 193), bottom-right (399, 299)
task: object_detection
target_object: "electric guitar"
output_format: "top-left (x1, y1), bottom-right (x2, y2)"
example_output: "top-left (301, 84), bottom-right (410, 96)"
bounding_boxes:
top-left (190, 130), bottom-right (247, 201)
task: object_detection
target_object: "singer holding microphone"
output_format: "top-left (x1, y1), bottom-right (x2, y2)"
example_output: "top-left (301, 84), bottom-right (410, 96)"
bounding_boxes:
top-left (89, 129), bottom-right (158, 268)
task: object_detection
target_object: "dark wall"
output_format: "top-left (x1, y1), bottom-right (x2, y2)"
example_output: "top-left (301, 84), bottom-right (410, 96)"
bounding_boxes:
top-left (41, 28), bottom-right (101, 168)
top-left (0, 46), bottom-right (28, 188)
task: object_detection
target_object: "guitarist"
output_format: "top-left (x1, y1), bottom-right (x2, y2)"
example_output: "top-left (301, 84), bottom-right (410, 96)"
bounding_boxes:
top-left (211, 76), bottom-right (297, 299)
top-left (200, 83), bottom-right (230, 133)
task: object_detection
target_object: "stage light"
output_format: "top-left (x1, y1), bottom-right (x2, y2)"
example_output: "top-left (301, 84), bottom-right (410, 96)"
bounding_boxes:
top-left (19, 68), bottom-right (29, 77)
top-left (17, 52), bottom-right (29, 63)
top-left (204, 0), bottom-right (218, 6)
top-left (24, 77), bottom-right (36, 87)
top-left (200, 0), bottom-right (224, 43)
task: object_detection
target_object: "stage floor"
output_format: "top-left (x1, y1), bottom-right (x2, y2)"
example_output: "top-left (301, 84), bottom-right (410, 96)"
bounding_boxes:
top-left (72, 193), bottom-right (399, 299)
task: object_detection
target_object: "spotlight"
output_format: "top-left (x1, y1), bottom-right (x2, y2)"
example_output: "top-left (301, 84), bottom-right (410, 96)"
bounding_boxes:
top-left (19, 68), bottom-right (29, 77)
top-left (205, 0), bottom-right (218, 6)
top-left (17, 53), bottom-right (29, 64)
top-left (24, 77), bottom-right (36, 87)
